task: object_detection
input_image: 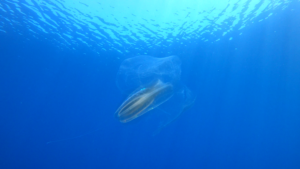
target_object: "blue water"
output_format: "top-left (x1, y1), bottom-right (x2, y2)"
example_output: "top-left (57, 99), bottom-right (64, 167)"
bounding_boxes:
top-left (0, 0), bottom-right (300, 169)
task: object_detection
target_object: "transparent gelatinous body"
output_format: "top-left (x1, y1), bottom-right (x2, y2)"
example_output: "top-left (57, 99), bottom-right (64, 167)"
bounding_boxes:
top-left (116, 80), bottom-right (173, 123)
top-left (115, 55), bottom-right (195, 126)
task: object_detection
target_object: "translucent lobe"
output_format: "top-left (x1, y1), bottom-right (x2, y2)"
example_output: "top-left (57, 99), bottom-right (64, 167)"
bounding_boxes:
top-left (116, 55), bottom-right (181, 95)
top-left (115, 55), bottom-right (194, 124)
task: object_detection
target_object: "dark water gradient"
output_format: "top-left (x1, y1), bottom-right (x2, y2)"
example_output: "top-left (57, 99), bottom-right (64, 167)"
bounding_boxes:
top-left (0, 1), bottom-right (300, 169)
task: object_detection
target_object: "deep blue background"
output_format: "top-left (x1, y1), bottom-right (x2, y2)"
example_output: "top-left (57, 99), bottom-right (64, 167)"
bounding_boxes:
top-left (0, 2), bottom-right (300, 169)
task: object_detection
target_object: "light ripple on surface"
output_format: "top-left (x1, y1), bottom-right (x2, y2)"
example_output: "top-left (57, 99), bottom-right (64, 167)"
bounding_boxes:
top-left (0, 0), bottom-right (293, 54)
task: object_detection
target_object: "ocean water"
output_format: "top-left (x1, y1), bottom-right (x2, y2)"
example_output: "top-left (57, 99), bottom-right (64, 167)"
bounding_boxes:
top-left (0, 0), bottom-right (300, 169)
